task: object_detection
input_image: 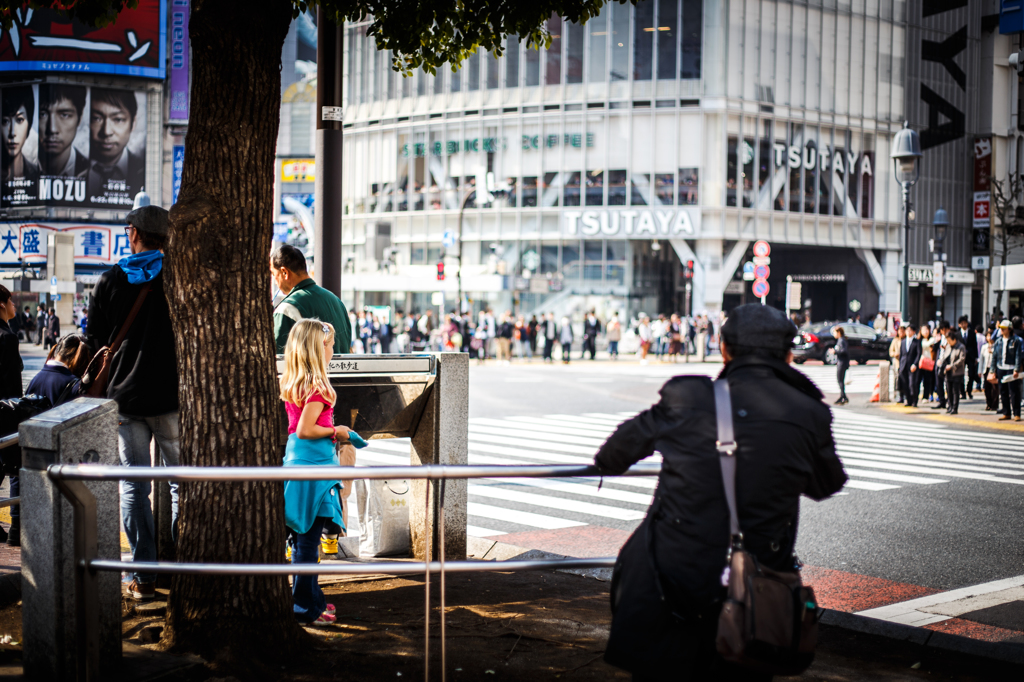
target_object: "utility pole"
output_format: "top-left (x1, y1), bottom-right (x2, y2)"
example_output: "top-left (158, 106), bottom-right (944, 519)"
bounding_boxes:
top-left (314, 10), bottom-right (344, 297)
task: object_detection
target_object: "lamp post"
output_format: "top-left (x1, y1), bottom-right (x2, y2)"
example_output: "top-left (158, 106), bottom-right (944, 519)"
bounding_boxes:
top-left (891, 122), bottom-right (922, 325)
top-left (932, 206), bottom-right (948, 326)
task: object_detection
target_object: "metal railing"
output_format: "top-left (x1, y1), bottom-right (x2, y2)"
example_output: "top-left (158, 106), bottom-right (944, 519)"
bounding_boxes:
top-left (47, 461), bottom-right (660, 682)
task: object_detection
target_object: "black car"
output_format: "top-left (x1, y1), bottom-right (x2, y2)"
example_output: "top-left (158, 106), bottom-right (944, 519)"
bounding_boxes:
top-left (792, 322), bottom-right (892, 365)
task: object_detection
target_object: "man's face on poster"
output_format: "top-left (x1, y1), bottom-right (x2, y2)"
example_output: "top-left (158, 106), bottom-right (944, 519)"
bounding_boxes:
top-left (40, 97), bottom-right (80, 157)
top-left (90, 100), bottom-right (133, 165)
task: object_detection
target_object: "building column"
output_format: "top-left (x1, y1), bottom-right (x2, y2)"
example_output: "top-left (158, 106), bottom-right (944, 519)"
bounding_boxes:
top-left (879, 250), bottom-right (901, 313)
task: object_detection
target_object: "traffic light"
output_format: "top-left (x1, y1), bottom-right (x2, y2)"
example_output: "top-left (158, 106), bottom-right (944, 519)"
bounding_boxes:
top-left (683, 260), bottom-right (694, 279)
top-left (436, 261), bottom-right (445, 281)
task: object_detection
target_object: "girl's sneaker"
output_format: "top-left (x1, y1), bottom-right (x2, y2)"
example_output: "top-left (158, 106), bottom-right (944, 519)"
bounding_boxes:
top-left (325, 604), bottom-right (335, 615)
top-left (311, 612), bottom-right (336, 626)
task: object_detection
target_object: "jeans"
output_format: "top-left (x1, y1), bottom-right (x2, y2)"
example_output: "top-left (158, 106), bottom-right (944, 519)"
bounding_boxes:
top-left (998, 374), bottom-right (1022, 417)
top-left (934, 366), bottom-right (946, 406)
top-left (119, 412), bottom-right (180, 584)
top-left (293, 516), bottom-right (328, 623)
top-left (836, 359), bottom-right (849, 401)
top-left (608, 340), bottom-right (619, 357)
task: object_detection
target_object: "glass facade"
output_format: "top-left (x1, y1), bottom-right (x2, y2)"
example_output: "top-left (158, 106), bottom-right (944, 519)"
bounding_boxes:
top-left (288, 0), bottom-right (910, 315)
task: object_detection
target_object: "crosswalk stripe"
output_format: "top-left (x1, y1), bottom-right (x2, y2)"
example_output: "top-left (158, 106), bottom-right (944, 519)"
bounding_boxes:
top-left (837, 445), bottom-right (1024, 470)
top-left (468, 484), bottom-right (646, 520)
top-left (839, 456), bottom-right (1024, 485)
top-left (837, 451), bottom-right (1024, 476)
top-left (483, 477), bottom-right (654, 505)
top-left (841, 468), bottom-right (948, 484)
top-left (470, 432), bottom-right (596, 456)
top-left (833, 415), bottom-right (1024, 445)
top-left (474, 417), bottom-right (615, 438)
top-left (470, 425), bottom-right (608, 447)
top-left (844, 480), bottom-right (901, 491)
top-left (832, 422), bottom-right (1024, 448)
top-left (467, 502), bottom-right (586, 529)
top-left (467, 525), bottom-right (506, 537)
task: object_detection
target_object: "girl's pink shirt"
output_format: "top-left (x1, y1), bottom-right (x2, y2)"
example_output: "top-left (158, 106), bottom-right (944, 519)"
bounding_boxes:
top-left (285, 391), bottom-right (335, 435)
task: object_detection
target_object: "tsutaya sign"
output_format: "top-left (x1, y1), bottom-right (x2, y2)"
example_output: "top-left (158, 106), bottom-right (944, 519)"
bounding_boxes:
top-left (772, 144), bottom-right (874, 176)
top-left (563, 208), bottom-right (699, 238)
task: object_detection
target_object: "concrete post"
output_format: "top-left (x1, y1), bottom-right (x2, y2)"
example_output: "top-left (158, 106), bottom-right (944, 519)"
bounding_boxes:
top-left (878, 361), bottom-right (891, 402)
top-left (410, 352), bottom-right (469, 561)
top-left (19, 398), bottom-right (121, 680)
top-left (46, 233), bottom-right (75, 328)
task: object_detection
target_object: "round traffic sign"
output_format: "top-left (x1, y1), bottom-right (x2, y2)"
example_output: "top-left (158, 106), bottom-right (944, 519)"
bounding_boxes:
top-left (742, 261), bottom-right (755, 274)
top-left (752, 280), bottom-right (770, 298)
top-left (753, 240), bottom-right (771, 258)
top-left (753, 264), bottom-right (770, 280)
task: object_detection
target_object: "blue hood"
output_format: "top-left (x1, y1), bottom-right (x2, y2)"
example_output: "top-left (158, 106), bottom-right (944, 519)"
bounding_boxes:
top-left (119, 250), bottom-right (163, 284)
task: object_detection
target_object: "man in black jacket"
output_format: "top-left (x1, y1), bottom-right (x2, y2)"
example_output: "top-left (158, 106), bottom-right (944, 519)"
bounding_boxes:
top-left (87, 205), bottom-right (178, 603)
top-left (899, 324), bottom-right (922, 407)
top-left (594, 304), bottom-right (847, 681)
top-left (44, 307), bottom-right (59, 350)
top-left (957, 316), bottom-right (978, 399)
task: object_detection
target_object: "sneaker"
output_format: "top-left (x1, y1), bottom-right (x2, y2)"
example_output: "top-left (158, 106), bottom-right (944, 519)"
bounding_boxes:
top-left (310, 612), bottom-right (336, 626)
top-left (124, 578), bottom-right (155, 602)
top-left (286, 544), bottom-right (293, 563)
top-left (7, 524), bottom-right (19, 547)
top-left (325, 603), bottom-right (336, 615)
top-left (321, 536), bottom-right (339, 555)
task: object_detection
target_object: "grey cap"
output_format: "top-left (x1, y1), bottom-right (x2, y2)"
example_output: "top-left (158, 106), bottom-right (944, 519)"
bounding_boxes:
top-left (720, 303), bottom-right (798, 352)
top-left (126, 205), bottom-right (169, 236)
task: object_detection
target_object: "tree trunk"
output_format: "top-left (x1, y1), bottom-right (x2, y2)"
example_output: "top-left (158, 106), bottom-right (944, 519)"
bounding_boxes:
top-left (163, 0), bottom-right (300, 662)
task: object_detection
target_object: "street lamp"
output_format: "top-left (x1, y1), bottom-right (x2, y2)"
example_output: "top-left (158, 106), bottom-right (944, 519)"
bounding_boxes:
top-left (891, 122), bottom-right (922, 325)
top-left (932, 207), bottom-right (948, 326)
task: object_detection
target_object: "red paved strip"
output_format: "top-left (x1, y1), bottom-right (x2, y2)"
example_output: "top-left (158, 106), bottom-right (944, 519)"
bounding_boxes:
top-left (924, 617), bottom-right (1024, 643)
top-left (800, 565), bottom-right (941, 613)
top-left (488, 526), bottom-right (632, 558)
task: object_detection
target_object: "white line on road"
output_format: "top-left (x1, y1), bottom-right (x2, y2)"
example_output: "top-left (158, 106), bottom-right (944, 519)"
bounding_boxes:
top-left (468, 484), bottom-right (647, 520)
top-left (841, 468), bottom-right (948, 484)
top-left (467, 502), bottom-right (586, 529)
top-left (843, 480), bottom-right (901, 491)
top-left (467, 525), bottom-right (507, 537)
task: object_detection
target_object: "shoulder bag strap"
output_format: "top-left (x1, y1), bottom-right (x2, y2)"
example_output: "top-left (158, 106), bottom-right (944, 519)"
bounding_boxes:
top-left (110, 286), bottom-right (151, 354)
top-left (713, 378), bottom-right (741, 542)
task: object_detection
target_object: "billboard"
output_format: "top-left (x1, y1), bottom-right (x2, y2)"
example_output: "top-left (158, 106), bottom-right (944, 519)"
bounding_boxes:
top-left (1, 84), bottom-right (147, 210)
top-left (0, 1), bottom-right (166, 79)
top-left (0, 222), bottom-right (132, 267)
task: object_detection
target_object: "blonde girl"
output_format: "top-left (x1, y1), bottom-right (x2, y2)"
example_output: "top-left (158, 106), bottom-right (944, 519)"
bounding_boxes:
top-left (281, 319), bottom-right (352, 626)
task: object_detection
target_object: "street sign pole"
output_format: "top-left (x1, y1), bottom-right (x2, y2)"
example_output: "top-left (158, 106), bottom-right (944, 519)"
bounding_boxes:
top-left (315, 9), bottom-right (344, 298)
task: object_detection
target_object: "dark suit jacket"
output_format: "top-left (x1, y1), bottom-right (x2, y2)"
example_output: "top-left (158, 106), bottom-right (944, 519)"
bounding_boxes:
top-left (960, 327), bottom-right (978, 361)
top-left (899, 337), bottom-right (921, 374)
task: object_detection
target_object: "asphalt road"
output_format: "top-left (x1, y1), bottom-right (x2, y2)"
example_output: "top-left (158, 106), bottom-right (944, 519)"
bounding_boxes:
top-left (439, 355), bottom-right (1024, 594)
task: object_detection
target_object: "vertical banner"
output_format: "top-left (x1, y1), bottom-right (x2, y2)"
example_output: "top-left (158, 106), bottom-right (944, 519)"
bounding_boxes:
top-left (169, 0), bottom-right (190, 122)
top-left (172, 145), bottom-right (184, 204)
top-left (973, 137), bottom-right (992, 256)
top-left (0, 83), bottom-right (39, 206)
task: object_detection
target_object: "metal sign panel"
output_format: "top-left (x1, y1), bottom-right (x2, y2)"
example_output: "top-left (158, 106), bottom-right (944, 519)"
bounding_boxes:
top-left (275, 355), bottom-right (434, 376)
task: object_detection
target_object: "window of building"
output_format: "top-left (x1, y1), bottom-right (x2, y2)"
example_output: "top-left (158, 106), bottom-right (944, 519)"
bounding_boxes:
top-left (742, 136), bottom-right (754, 208)
top-left (433, 67), bottom-right (445, 95)
top-left (606, 240), bottom-right (626, 284)
top-left (682, 0), bottom-right (702, 79)
top-left (562, 241), bottom-right (580, 280)
top-left (506, 36), bottom-right (520, 88)
top-left (655, 173), bottom-right (674, 205)
top-left (726, 136), bottom-right (738, 207)
top-left (417, 69), bottom-right (427, 97)
top-left (541, 243), bottom-right (559, 274)
top-left (585, 170), bottom-right (604, 205)
top-left (564, 171), bottom-right (582, 206)
top-left (788, 125), bottom-right (803, 213)
top-left (679, 168), bottom-right (698, 205)
top-left (487, 52), bottom-right (500, 89)
top-left (546, 14), bottom-right (563, 85)
top-left (526, 45), bottom-right (540, 86)
top-left (567, 21), bottom-right (584, 83)
top-left (542, 172), bottom-right (561, 207)
top-left (608, 169), bottom-right (627, 205)
top-left (451, 66), bottom-right (461, 92)
top-left (427, 246), bottom-right (442, 264)
top-left (468, 50), bottom-right (480, 91)
top-left (611, 2), bottom-right (629, 81)
top-left (411, 245), bottom-right (426, 264)
top-left (633, 0), bottom-right (654, 81)
top-left (522, 176), bottom-right (539, 207)
top-left (803, 141), bottom-right (816, 214)
top-left (589, 13), bottom-right (607, 83)
top-left (758, 120), bottom-right (772, 200)
top-left (506, 177), bottom-right (518, 207)
top-left (631, 173), bottom-right (650, 205)
top-left (657, 0), bottom-right (678, 80)
top-left (386, 51), bottom-right (396, 99)
top-left (583, 239), bottom-right (603, 281)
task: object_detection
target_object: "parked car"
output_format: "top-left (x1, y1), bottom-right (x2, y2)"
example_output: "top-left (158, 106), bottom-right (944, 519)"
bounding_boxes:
top-left (792, 322), bottom-right (892, 365)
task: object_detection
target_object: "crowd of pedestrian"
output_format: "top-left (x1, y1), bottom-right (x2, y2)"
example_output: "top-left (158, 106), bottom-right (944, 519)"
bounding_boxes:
top-left (339, 306), bottom-right (726, 367)
top-left (890, 314), bottom-right (1023, 420)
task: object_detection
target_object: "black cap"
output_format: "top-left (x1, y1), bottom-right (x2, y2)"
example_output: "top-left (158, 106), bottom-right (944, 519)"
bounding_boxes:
top-left (126, 205), bottom-right (169, 237)
top-left (720, 304), bottom-right (798, 352)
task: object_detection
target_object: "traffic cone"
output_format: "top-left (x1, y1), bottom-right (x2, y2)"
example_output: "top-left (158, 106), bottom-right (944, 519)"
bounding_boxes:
top-left (870, 369), bottom-right (881, 403)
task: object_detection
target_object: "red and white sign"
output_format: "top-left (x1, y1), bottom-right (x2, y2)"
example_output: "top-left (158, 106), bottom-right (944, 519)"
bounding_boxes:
top-left (752, 280), bottom-right (770, 298)
top-left (973, 191), bottom-right (990, 228)
top-left (753, 240), bottom-right (771, 258)
top-left (753, 264), bottom-right (770, 280)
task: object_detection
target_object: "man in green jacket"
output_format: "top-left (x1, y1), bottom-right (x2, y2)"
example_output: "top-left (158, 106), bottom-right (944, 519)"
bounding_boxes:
top-left (270, 244), bottom-right (352, 354)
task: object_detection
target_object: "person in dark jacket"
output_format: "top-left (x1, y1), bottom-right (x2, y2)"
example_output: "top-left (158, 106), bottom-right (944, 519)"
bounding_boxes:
top-left (34, 305), bottom-right (46, 346)
top-left (0, 285), bottom-right (23, 546)
top-left (957, 317), bottom-right (978, 398)
top-left (899, 324), bottom-right (922, 407)
top-left (44, 307), bottom-right (59, 349)
top-left (26, 333), bottom-right (93, 407)
top-left (832, 325), bottom-right (850, 405)
top-left (593, 304), bottom-right (847, 681)
top-left (582, 311), bottom-right (601, 360)
top-left (86, 205), bottom-right (179, 603)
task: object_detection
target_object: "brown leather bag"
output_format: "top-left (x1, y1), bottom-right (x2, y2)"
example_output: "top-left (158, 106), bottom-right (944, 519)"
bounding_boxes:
top-left (712, 379), bottom-right (819, 676)
top-left (82, 287), bottom-right (151, 398)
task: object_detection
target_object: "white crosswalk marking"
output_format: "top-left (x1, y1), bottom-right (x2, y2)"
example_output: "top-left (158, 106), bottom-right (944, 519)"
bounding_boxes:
top-left (352, 407), bottom-right (1024, 539)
